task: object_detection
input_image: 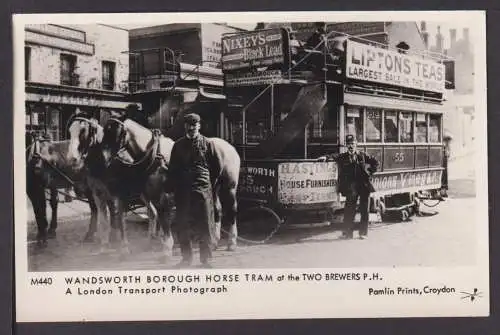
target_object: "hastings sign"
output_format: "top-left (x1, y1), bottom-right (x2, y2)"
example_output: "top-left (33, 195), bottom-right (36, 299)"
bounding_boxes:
top-left (277, 162), bottom-right (339, 204)
top-left (346, 40), bottom-right (446, 93)
top-left (221, 29), bottom-right (285, 71)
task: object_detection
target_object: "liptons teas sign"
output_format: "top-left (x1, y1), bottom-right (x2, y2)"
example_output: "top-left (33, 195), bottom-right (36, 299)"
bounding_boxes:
top-left (278, 162), bottom-right (338, 204)
top-left (221, 29), bottom-right (286, 71)
top-left (346, 40), bottom-right (446, 93)
top-left (372, 170), bottom-right (443, 194)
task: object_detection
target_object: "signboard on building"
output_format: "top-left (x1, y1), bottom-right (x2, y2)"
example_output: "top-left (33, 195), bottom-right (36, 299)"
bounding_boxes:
top-left (277, 161), bottom-right (338, 204)
top-left (346, 40), bottom-right (446, 93)
top-left (221, 28), bottom-right (289, 71)
top-left (329, 22), bottom-right (386, 37)
top-left (26, 92), bottom-right (130, 109)
top-left (371, 169), bottom-right (443, 194)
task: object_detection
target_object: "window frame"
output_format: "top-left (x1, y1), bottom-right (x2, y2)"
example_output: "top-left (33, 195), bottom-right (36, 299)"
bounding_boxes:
top-left (60, 53), bottom-right (77, 86)
top-left (345, 105), bottom-right (443, 145)
top-left (102, 60), bottom-right (116, 90)
top-left (25, 47), bottom-right (31, 81)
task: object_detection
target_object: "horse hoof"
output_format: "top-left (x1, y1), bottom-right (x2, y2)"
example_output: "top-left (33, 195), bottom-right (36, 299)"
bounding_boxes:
top-left (226, 245), bottom-right (237, 252)
top-left (47, 230), bottom-right (56, 239)
top-left (158, 255), bottom-right (169, 264)
top-left (36, 240), bottom-right (48, 249)
top-left (83, 233), bottom-right (95, 243)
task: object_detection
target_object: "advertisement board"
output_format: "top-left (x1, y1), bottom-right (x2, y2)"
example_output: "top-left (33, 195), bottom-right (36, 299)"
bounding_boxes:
top-left (345, 40), bottom-right (446, 93)
top-left (224, 70), bottom-right (283, 87)
top-left (221, 28), bottom-right (288, 71)
top-left (277, 161), bottom-right (338, 204)
top-left (371, 169), bottom-right (443, 194)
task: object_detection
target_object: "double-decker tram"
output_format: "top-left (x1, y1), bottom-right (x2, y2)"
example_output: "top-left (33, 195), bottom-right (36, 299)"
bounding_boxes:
top-left (221, 26), bottom-right (452, 230)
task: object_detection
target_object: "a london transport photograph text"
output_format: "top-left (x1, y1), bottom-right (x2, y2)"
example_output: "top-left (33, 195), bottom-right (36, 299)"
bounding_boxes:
top-left (20, 17), bottom-right (480, 272)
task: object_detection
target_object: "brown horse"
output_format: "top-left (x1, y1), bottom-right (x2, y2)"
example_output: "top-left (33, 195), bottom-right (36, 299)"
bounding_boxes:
top-left (25, 131), bottom-right (98, 248)
top-left (101, 116), bottom-right (241, 255)
top-left (67, 113), bottom-right (140, 253)
top-left (96, 116), bottom-right (175, 257)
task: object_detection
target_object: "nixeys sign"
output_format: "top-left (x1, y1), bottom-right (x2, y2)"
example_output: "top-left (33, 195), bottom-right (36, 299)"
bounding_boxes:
top-left (346, 40), bottom-right (446, 93)
top-left (221, 29), bottom-right (286, 71)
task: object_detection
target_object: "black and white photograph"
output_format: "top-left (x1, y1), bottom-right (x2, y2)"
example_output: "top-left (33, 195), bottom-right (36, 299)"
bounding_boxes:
top-left (14, 11), bottom-right (489, 322)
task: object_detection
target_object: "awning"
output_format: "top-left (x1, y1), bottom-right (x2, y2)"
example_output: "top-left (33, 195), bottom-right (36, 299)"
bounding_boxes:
top-left (344, 93), bottom-right (446, 114)
top-left (199, 87), bottom-right (226, 100)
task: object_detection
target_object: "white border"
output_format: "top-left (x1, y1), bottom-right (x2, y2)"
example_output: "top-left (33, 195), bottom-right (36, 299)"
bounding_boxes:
top-left (14, 11), bottom-right (489, 322)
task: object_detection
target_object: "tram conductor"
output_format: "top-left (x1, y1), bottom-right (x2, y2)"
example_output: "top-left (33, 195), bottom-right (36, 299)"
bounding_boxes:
top-left (318, 135), bottom-right (379, 239)
top-left (166, 113), bottom-right (221, 268)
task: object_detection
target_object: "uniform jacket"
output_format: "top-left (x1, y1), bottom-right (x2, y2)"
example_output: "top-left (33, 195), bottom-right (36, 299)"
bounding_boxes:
top-left (328, 151), bottom-right (379, 196)
top-left (166, 134), bottom-right (221, 199)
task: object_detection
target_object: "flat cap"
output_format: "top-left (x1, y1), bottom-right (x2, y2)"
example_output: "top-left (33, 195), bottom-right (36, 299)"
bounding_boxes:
top-left (184, 113), bottom-right (201, 125)
top-left (345, 134), bottom-right (357, 144)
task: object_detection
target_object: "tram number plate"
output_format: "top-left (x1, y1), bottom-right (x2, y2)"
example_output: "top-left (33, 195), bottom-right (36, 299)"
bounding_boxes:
top-left (393, 152), bottom-right (405, 163)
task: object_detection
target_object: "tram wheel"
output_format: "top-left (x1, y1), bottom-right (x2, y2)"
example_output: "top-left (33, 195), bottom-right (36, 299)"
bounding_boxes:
top-left (400, 209), bottom-right (409, 222)
top-left (237, 206), bottom-right (282, 240)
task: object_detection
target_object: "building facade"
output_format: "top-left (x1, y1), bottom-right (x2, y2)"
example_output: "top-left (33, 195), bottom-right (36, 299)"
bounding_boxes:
top-left (422, 23), bottom-right (475, 158)
top-left (25, 24), bottom-right (131, 140)
top-left (127, 23), bottom-right (245, 140)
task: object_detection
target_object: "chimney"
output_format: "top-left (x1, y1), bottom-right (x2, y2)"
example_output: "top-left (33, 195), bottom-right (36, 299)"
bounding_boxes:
top-left (435, 25), bottom-right (443, 52)
top-left (463, 28), bottom-right (469, 41)
top-left (420, 21), bottom-right (429, 49)
top-left (450, 29), bottom-right (457, 48)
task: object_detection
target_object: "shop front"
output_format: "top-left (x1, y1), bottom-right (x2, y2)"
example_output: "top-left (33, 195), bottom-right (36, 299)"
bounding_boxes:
top-left (25, 83), bottom-right (131, 140)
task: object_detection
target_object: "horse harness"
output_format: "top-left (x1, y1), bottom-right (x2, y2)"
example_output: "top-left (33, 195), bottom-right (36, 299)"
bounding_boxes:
top-left (106, 118), bottom-right (168, 175)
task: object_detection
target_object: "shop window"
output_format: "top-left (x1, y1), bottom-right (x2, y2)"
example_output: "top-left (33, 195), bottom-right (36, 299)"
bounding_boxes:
top-left (102, 61), bottom-right (116, 90)
top-left (25, 47), bottom-right (31, 81)
top-left (60, 54), bottom-right (77, 86)
top-left (308, 105), bottom-right (338, 143)
top-left (384, 110), bottom-right (398, 143)
top-left (345, 106), bottom-right (363, 142)
top-left (399, 111), bottom-right (413, 143)
top-left (365, 108), bottom-right (382, 142)
top-left (429, 114), bottom-right (442, 143)
top-left (415, 113), bottom-right (427, 142)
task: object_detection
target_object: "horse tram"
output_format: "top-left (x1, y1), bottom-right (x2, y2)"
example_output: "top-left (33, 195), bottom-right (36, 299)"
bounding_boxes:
top-left (220, 26), bottom-right (452, 235)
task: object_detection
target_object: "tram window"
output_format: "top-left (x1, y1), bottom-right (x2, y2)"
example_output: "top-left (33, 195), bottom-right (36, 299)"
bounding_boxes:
top-left (429, 114), bottom-right (442, 142)
top-left (309, 105), bottom-right (338, 142)
top-left (384, 110), bottom-right (398, 143)
top-left (230, 119), bottom-right (244, 145)
top-left (365, 108), bottom-right (382, 142)
top-left (415, 113), bottom-right (427, 142)
top-left (345, 107), bottom-right (363, 142)
top-left (399, 112), bottom-right (413, 143)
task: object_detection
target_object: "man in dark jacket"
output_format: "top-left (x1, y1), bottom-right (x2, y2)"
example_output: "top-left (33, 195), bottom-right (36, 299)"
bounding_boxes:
top-left (319, 135), bottom-right (379, 239)
top-left (167, 113), bottom-right (221, 268)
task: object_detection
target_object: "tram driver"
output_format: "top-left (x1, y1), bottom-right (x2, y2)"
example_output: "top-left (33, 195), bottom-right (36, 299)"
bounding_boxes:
top-left (318, 135), bottom-right (379, 240)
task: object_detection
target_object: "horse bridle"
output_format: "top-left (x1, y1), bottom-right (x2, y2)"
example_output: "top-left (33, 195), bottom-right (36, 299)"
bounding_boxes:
top-left (105, 117), bottom-right (161, 169)
top-left (68, 116), bottom-right (99, 160)
top-left (105, 117), bottom-right (129, 161)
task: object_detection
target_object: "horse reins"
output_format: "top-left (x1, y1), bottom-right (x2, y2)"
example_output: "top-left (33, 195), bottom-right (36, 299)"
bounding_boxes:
top-left (106, 117), bottom-right (163, 171)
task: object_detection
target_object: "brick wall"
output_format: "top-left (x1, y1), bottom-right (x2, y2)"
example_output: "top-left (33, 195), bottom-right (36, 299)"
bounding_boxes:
top-left (26, 24), bottom-right (129, 92)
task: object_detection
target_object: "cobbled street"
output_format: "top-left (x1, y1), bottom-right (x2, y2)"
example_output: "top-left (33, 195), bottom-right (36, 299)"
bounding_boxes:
top-left (26, 153), bottom-right (479, 271)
